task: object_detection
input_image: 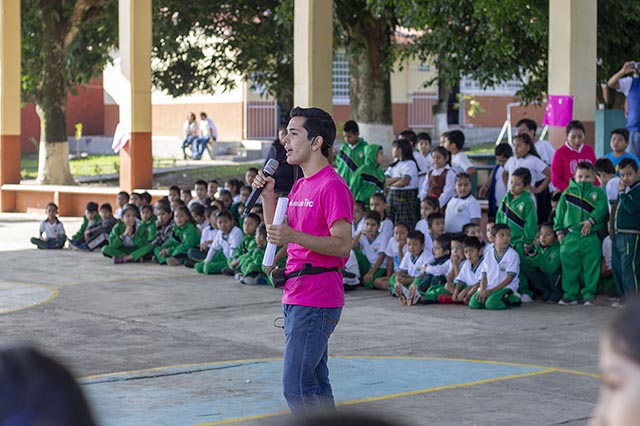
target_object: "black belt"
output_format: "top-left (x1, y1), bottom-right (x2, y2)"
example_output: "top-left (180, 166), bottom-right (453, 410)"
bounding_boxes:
top-left (271, 263), bottom-right (340, 288)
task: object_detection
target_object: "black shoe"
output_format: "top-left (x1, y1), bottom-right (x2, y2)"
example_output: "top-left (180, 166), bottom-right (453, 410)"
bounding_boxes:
top-left (343, 284), bottom-right (358, 292)
top-left (221, 267), bottom-right (235, 276)
top-left (184, 259), bottom-right (195, 268)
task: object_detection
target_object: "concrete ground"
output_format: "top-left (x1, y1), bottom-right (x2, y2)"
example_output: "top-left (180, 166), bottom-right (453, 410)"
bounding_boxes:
top-left (0, 212), bottom-right (609, 426)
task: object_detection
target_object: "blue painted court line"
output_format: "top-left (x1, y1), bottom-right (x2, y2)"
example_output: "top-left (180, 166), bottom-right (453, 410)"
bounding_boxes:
top-left (80, 357), bottom-right (549, 426)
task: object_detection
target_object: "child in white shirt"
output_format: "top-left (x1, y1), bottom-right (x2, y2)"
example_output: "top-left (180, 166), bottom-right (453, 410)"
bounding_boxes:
top-left (444, 172), bottom-right (481, 234)
top-left (392, 230), bottom-right (434, 305)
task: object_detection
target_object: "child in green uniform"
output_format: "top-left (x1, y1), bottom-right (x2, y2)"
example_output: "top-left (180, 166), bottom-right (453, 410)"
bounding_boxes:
top-left (417, 234), bottom-right (452, 303)
top-left (79, 203), bottom-right (117, 251)
top-left (154, 205), bottom-right (200, 266)
top-left (69, 202), bottom-right (101, 250)
top-left (349, 144), bottom-right (385, 208)
top-left (337, 120), bottom-right (368, 185)
top-left (139, 204), bottom-right (157, 244)
top-left (526, 223), bottom-right (562, 302)
top-left (612, 158), bottom-right (640, 300)
top-left (224, 213), bottom-right (260, 275)
top-left (554, 161), bottom-right (608, 305)
top-left (102, 205), bottom-right (154, 264)
top-left (236, 224), bottom-right (268, 285)
top-left (496, 167), bottom-right (538, 301)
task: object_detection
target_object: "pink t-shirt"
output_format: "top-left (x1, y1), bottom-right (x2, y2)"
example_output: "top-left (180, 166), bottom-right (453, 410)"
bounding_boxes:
top-left (283, 165), bottom-right (354, 308)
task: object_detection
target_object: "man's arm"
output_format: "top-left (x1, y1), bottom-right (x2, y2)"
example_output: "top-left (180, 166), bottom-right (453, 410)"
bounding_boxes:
top-left (608, 61), bottom-right (635, 90)
top-left (267, 218), bottom-right (352, 259)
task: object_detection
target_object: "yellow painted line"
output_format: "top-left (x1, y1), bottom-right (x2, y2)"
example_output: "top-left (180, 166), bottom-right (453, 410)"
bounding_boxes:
top-left (0, 283), bottom-right (59, 315)
top-left (194, 410), bottom-right (289, 426)
top-left (551, 367), bottom-right (601, 379)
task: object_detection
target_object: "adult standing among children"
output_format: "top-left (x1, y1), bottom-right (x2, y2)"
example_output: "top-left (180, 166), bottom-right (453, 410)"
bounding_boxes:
top-left (193, 112), bottom-right (218, 160)
top-left (253, 107), bottom-right (353, 412)
top-left (608, 61), bottom-right (640, 158)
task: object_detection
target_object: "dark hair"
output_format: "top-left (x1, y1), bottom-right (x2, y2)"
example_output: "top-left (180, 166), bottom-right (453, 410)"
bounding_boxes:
top-left (399, 130), bottom-right (418, 145)
top-left (408, 230), bottom-right (425, 244)
top-left (131, 192), bottom-right (141, 200)
top-left (443, 130), bottom-right (465, 150)
top-left (155, 199), bottom-right (172, 214)
top-left (85, 202), bottom-right (99, 213)
top-left (194, 180), bottom-right (207, 189)
top-left (393, 222), bottom-right (409, 232)
top-left (140, 204), bottom-right (154, 214)
top-left (450, 232), bottom-right (466, 244)
top-left (391, 139), bottom-right (417, 167)
top-left (463, 236), bottom-right (484, 250)
top-left (175, 205), bottom-right (195, 224)
top-left (434, 234), bottom-right (452, 251)
top-left (207, 179), bottom-right (219, 185)
top-left (421, 195), bottom-right (440, 212)
top-left (225, 179), bottom-right (241, 195)
top-left (205, 206), bottom-right (218, 218)
top-left (370, 192), bottom-right (387, 204)
top-left (619, 157), bottom-right (639, 172)
top-left (354, 200), bottom-right (367, 211)
top-left (427, 212), bottom-right (444, 227)
top-left (215, 209), bottom-right (233, 221)
top-left (607, 296), bottom-right (640, 364)
top-left (512, 167), bottom-right (532, 186)
top-left (181, 189), bottom-right (191, 196)
top-left (539, 222), bottom-right (554, 232)
top-left (495, 143), bottom-right (513, 158)
top-left (486, 216), bottom-right (496, 225)
top-left (244, 212), bottom-right (261, 225)
top-left (140, 191), bottom-right (152, 204)
top-left (491, 223), bottom-right (510, 236)
top-left (432, 146), bottom-right (451, 166)
top-left (250, 204), bottom-right (263, 214)
top-left (455, 172), bottom-right (471, 182)
top-left (99, 203), bottom-right (112, 213)
top-left (343, 120), bottom-right (359, 134)
top-left (117, 191), bottom-right (130, 200)
top-left (190, 203), bottom-right (205, 217)
top-left (515, 118), bottom-right (537, 133)
top-left (121, 203), bottom-right (141, 220)
top-left (462, 222), bottom-right (481, 234)
top-left (246, 167), bottom-right (259, 175)
top-left (0, 345), bottom-right (96, 425)
top-left (576, 161), bottom-right (594, 173)
top-left (566, 120), bottom-right (586, 135)
top-left (46, 202), bottom-right (58, 211)
top-left (611, 128), bottom-right (630, 142)
top-left (417, 132), bottom-right (432, 144)
top-left (241, 185), bottom-right (252, 194)
top-left (172, 199), bottom-right (186, 208)
top-left (594, 158), bottom-right (616, 175)
top-left (513, 133), bottom-right (540, 159)
top-left (290, 107), bottom-right (337, 158)
top-left (256, 223), bottom-right (268, 238)
top-left (364, 210), bottom-right (382, 225)
top-left (200, 111), bottom-right (208, 118)
top-left (169, 185), bottom-right (180, 193)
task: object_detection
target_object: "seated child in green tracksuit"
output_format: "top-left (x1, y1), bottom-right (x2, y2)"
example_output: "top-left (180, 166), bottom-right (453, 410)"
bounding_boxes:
top-left (154, 205), bottom-right (200, 266)
top-left (139, 204), bottom-right (157, 244)
top-left (102, 204), bottom-right (154, 264)
top-left (496, 167), bottom-right (538, 302)
top-left (69, 201), bottom-right (101, 250)
top-left (81, 203), bottom-right (118, 251)
top-left (373, 223), bottom-right (409, 291)
top-left (352, 211), bottom-right (387, 288)
top-left (525, 223), bottom-right (562, 302)
top-left (612, 158), bottom-right (640, 301)
top-left (31, 202), bottom-right (66, 249)
top-left (224, 212), bottom-right (260, 276)
top-left (434, 236), bottom-right (484, 305)
top-left (187, 206), bottom-right (219, 266)
top-left (554, 161), bottom-right (608, 305)
top-left (416, 233), bottom-right (452, 304)
top-left (235, 224), bottom-right (268, 285)
top-left (392, 230), bottom-right (432, 305)
top-left (195, 210), bottom-right (243, 275)
top-left (469, 224), bottom-right (522, 310)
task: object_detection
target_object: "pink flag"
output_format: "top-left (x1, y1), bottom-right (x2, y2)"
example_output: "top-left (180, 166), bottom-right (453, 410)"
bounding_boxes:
top-left (542, 95), bottom-right (573, 126)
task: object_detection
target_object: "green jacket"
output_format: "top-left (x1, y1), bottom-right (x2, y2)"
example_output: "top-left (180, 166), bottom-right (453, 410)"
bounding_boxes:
top-left (336, 137), bottom-right (368, 184)
top-left (554, 179), bottom-right (608, 234)
top-left (228, 232), bottom-right (257, 267)
top-left (140, 216), bottom-right (158, 243)
top-left (496, 191), bottom-right (537, 246)
top-left (107, 221), bottom-right (152, 250)
top-left (72, 215), bottom-right (101, 241)
top-left (529, 242), bottom-right (561, 274)
top-left (614, 180), bottom-right (640, 234)
top-left (238, 246), bottom-right (267, 275)
top-left (348, 144), bottom-right (385, 207)
top-left (161, 221), bottom-right (200, 257)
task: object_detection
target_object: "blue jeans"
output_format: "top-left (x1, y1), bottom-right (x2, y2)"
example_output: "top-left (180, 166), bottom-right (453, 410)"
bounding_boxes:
top-left (629, 131), bottom-right (640, 159)
top-left (282, 304), bottom-right (342, 412)
top-left (192, 136), bottom-right (209, 159)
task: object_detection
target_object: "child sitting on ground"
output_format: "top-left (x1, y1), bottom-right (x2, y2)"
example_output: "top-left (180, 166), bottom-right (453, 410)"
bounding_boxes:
top-left (102, 204), bottom-right (154, 264)
top-left (188, 180), bottom-right (209, 208)
top-left (364, 193), bottom-right (394, 241)
top-left (451, 236), bottom-right (484, 304)
top-left (190, 204), bottom-right (207, 232)
top-left (114, 191), bottom-right (129, 219)
top-left (151, 200), bottom-right (175, 249)
top-left (195, 210), bottom-right (243, 275)
top-left (373, 223), bottom-right (409, 291)
top-left (82, 203), bottom-right (118, 251)
top-left (392, 230), bottom-right (432, 305)
top-left (186, 206), bottom-right (219, 266)
top-left (426, 212), bottom-right (446, 242)
top-left (235, 224), bottom-right (268, 285)
top-left (352, 201), bottom-right (366, 238)
top-left (180, 189), bottom-right (192, 206)
top-left (415, 196), bottom-right (439, 255)
top-left (69, 202), bottom-right (101, 250)
top-left (445, 172), bottom-right (481, 234)
top-left (462, 222), bottom-right (483, 240)
top-left (139, 204), bottom-right (157, 245)
top-left (416, 234), bottom-right (452, 304)
top-left (526, 223), bottom-right (562, 302)
top-left (30, 202), bottom-right (66, 249)
top-left (594, 158), bottom-right (621, 214)
top-left (352, 211), bottom-right (387, 289)
top-left (223, 213), bottom-right (261, 276)
top-left (154, 205), bottom-right (200, 266)
top-left (469, 224), bottom-right (522, 310)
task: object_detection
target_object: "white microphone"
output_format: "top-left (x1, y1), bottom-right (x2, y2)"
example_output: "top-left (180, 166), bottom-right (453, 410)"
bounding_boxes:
top-left (263, 197), bottom-right (288, 267)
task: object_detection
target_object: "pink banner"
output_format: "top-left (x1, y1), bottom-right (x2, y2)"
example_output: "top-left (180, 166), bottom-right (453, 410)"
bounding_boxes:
top-left (542, 95), bottom-right (573, 126)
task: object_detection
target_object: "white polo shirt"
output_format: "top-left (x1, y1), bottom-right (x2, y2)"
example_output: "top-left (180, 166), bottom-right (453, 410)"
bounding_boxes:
top-left (358, 232), bottom-right (386, 265)
top-left (454, 257), bottom-right (484, 287)
top-left (444, 195), bottom-right (481, 234)
top-left (481, 246), bottom-right (520, 292)
top-left (398, 250), bottom-right (433, 277)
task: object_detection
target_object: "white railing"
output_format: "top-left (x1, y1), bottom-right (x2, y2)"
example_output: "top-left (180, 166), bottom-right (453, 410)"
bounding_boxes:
top-left (245, 100), bottom-right (278, 140)
top-left (460, 77), bottom-right (523, 96)
top-left (408, 92), bottom-right (438, 128)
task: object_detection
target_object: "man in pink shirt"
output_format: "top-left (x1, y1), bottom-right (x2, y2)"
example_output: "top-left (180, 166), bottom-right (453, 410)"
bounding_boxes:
top-left (254, 107), bottom-right (354, 412)
top-left (551, 120), bottom-right (597, 193)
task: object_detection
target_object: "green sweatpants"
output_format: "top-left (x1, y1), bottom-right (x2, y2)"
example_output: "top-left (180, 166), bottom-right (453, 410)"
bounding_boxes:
top-left (422, 284), bottom-right (451, 303)
top-left (469, 288), bottom-right (521, 310)
top-left (154, 246), bottom-right (187, 265)
top-left (612, 233), bottom-right (640, 299)
top-left (560, 232), bottom-right (601, 301)
top-left (512, 241), bottom-right (534, 297)
top-left (389, 275), bottom-right (422, 294)
top-left (354, 250), bottom-right (385, 288)
top-left (102, 244), bottom-right (154, 261)
top-left (195, 251), bottom-right (227, 274)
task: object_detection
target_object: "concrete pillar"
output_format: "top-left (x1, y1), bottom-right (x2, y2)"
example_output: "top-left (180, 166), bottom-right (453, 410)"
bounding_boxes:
top-left (0, 1), bottom-right (21, 211)
top-left (118, 0), bottom-right (152, 192)
top-left (293, 0), bottom-right (333, 112)
top-left (547, 0), bottom-right (597, 148)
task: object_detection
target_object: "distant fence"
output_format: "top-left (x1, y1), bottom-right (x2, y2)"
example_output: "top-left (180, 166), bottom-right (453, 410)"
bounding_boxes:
top-left (408, 92), bottom-right (438, 128)
top-left (245, 100), bottom-right (277, 140)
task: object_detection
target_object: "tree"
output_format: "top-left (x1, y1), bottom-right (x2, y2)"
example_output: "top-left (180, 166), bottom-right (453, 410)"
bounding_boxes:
top-left (22, 0), bottom-right (118, 185)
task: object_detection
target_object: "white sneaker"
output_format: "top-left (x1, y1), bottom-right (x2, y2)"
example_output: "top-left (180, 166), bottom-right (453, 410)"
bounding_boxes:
top-left (583, 300), bottom-right (594, 306)
top-left (611, 301), bottom-right (622, 308)
top-left (520, 294), bottom-right (534, 303)
top-left (558, 299), bottom-right (578, 306)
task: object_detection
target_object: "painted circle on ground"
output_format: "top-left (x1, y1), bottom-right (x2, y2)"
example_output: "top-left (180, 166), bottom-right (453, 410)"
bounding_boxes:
top-left (0, 281), bottom-right (58, 314)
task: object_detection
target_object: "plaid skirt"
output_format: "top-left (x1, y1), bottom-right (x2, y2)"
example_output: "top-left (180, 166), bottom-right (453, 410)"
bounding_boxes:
top-left (387, 188), bottom-right (419, 231)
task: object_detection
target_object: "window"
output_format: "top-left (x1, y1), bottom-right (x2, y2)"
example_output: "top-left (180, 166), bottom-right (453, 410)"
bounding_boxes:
top-left (333, 52), bottom-right (350, 105)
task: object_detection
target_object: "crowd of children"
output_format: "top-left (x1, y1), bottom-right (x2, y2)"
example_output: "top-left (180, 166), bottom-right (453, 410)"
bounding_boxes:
top-left (32, 118), bottom-right (640, 307)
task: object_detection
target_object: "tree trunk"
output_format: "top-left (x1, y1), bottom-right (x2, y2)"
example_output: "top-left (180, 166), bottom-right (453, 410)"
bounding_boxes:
top-left (433, 59), bottom-right (450, 140)
top-left (36, 0), bottom-right (75, 185)
top-left (346, 11), bottom-right (394, 156)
